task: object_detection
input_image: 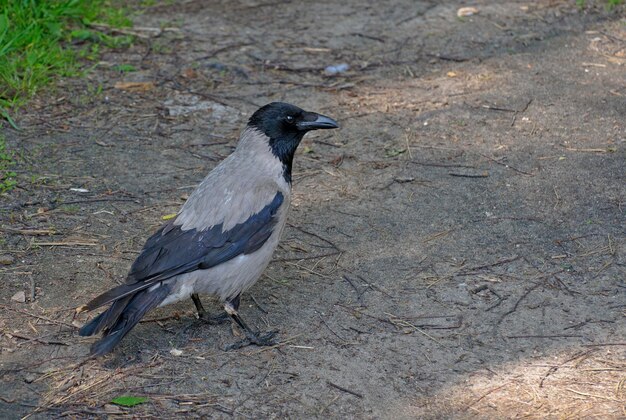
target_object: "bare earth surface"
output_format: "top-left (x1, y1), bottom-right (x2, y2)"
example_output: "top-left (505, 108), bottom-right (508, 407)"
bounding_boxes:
top-left (1, 0), bottom-right (625, 418)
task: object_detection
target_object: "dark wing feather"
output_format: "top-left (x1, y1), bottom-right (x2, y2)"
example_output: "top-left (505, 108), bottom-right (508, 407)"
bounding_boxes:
top-left (82, 191), bottom-right (284, 311)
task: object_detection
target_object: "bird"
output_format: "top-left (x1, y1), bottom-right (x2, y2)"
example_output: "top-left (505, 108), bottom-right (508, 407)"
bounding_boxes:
top-left (77, 102), bottom-right (339, 356)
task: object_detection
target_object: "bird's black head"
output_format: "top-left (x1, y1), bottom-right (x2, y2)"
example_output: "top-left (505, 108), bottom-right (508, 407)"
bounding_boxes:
top-left (248, 102), bottom-right (339, 183)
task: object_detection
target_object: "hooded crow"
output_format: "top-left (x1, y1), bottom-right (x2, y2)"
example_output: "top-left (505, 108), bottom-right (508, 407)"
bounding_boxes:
top-left (77, 102), bottom-right (339, 356)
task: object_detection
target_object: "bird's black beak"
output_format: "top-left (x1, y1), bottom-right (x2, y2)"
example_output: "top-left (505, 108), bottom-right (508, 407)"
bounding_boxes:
top-left (297, 112), bottom-right (339, 131)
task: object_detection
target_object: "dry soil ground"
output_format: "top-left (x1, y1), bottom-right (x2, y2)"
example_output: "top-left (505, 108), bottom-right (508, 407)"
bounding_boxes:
top-left (1, 0), bottom-right (625, 418)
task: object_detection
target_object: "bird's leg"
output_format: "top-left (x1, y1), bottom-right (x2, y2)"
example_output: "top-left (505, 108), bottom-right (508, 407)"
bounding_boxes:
top-left (191, 293), bottom-right (206, 315)
top-left (223, 294), bottom-right (278, 351)
top-left (191, 293), bottom-right (229, 324)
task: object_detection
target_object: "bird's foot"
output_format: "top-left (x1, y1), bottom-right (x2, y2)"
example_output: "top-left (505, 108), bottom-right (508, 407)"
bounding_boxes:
top-left (224, 329), bottom-right (279, 351)
top-left (198, 310), bottom-right (230, 325)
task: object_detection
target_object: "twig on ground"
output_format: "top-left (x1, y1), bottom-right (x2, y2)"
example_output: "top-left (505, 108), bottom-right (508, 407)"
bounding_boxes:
top-left (497, 269), bottom-right (566, 326)
top-left (409, 160), bottom-right (477, 169)
top-left (31, 241), bottom-right (98, 247)
top-left (422, 229), bottom-right (454, 244)
top-left (5, 331), bottom-right (68, 346)
top-left (539, 349), bottom-right (595, 388)
top-left (87, 22), bottom-right (181, 39)
top-left (582, 342), bottom-right (626, 347)
top-left (58, 198), bottom-right (137, 206)
top-left (0, 305), bottom-right (75, 328)
top-left (326, 381), bottom-right (363, 398)
top-left (287, 224), bottom-right (341, 251)
top-left (342, 275), bottom-right (365, 305)
top-left (565, 388), bottom-right (622, 402)
top-left (506, 334), bottom-right (583, 339)
top-left (457, 255), bottom-right (521, 275)
top-left (426, 53), bottom-right (469, 62)
top-left (477, 152), bottom-right (534, 176)
top-left (250, 295), bottom-right (269, 314)
top-left (0, 226), bottom-right (57, 236)
top-left (29, 275), bottom-right (35, 302)
top-left (273, 250), bottom-right (342, 262)
top-left (470, 284), bottom-right (503, 309)
top-left (464, 383), bottom-right (510, 410)
top-left (481, 98), bottom-right (532, 113)
top-left (497, 282), bottom-right (542, 325)
top-left (140, 313), bottom-right (186, 323)
top-left (449, 172), bottom-right (489, 178)
top-left (318, 314), bottom-right (347, 342)
top-left (250, 334), bottom-right (303, 354)
top-left (356, 274), bottom-right (394, 298)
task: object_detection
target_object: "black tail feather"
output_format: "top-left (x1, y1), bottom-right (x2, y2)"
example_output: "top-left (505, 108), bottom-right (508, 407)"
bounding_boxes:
top-left (82, 281), bottom-right (157, 313)
top-left (79, 295), bottom-right (133, 337)
top-left (85, 284), bottom-right (171, 356)
top-left (78, 310), bottom-right (107, 337)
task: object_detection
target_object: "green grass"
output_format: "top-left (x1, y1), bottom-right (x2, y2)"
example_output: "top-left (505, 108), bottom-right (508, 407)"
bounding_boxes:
top-left (112, 63), bottom-right (137, 73)
top-left (0, 0), bottom-right (134, 125)
top-left (0, 134), bottom-right (17, 192)
top-left (576, 0), bottom-right (624, 8)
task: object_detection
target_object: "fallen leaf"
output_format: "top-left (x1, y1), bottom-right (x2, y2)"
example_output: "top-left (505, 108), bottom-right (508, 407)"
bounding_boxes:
top-left (162, 213), bottom-right (177, 221)
top-left (0, 254), bottom-right (15, 265)
top-left (183, 68), bottom-right (198, 78)
top-left (114, 81), bottom-right (155, 92)
top-left (447, 71), bottom-right (457, 77)
top-left (329, 155), bottom-right (344, 166)
top-left (111, 396), bottom-right (148, 407)
top-left (607, 56), bottom-right (625, 65)
top-left (457, 7), bottom-right (479, 17)
top-left (385, 148), bottom-right (406, 158)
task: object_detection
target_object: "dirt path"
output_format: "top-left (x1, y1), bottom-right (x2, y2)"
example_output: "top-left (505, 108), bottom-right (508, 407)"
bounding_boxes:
top-left (1, 1), bottom-right (625, 418)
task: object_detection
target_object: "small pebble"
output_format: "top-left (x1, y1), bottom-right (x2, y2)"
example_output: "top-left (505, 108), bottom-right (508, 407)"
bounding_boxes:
top-left (24, 373), bottom-right (37, 383)
top-left (11, 291), bottom-right (26, 303)
top-left (324, 63), bottom-right (349, 75)
top-left (104, 404), bottom-right (123, 414)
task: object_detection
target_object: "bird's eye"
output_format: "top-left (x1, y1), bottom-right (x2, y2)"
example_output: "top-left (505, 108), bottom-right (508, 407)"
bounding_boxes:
top-left (285, 115), bottom-right (295, 124)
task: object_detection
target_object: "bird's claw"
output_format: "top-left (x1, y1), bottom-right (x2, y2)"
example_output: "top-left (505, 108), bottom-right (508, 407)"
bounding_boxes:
top-left (197, 311), bottom-right (230, 325)
top-left (224, 329), bottom-right (279, 351)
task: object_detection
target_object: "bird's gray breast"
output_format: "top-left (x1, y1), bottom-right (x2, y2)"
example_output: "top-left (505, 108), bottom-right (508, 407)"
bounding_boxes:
top-left (175, 128), bottom-right (291, 232)
top-left (156, 128), bottom-right (292, 304)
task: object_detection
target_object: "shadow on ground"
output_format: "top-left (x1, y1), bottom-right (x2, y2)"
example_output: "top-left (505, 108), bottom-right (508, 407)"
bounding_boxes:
top-left (1, 1), bottom-right (624, 418)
